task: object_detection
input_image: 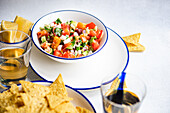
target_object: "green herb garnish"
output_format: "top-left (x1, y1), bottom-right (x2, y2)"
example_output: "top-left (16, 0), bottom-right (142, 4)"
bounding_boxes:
top-left (54, 27), bottom-right (62, 36)
top-left (55, 18), bottom-right (62, 24)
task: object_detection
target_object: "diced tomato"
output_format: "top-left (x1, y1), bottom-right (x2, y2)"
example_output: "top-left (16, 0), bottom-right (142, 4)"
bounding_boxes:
top-left (37, 30), bottom-right (49, 38)
top-left (77, 22), bottom-right (86, 30)
top-left (96, 29), bottom-right (100, 37)
top-left (76, 54), bottom-right (83, 58)
top-left (53, 50), bottom-right (62, 57)
top-left (62, 28), bottom-right (70, 36)
top-left (53, 21), bottom-right (56, 24)
top-left (86, 22), bottom-right (96, 29)
top-left (96, 30), bottom-right (103, 42)
top-left (62, 43), bottom-right (72, 51)
top-left (41, 42), bottom-right (50, 49)
top-left (80, 34), bottom-right (87, 42)
top-left (51, 36), bottom-right (61, 49)
top-left (61, 23), bottom-right (70, 30)
top-left (86, 36), bottom-right (90, 40)
top-left (52, 27), bottom-right (56, 35)
top-left (92, 40), bottom-right (100, 51)
top-left (96, 30), bottom-right (103, 39)
top-left (89, 29), bottom-right (97, 37)
top-left (63, 51), bottom-right (75, 58)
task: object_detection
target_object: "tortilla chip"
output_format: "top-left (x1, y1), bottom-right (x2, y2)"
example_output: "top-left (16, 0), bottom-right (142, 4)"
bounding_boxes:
top-left (105, 76), bottom-right (127, 96)
top-left (5, 106), bottom-right (27, 113)
top-left (46, 95), bottom-right (73, 109)
top-left (105, 77), bottom-right (119, 96)
top-left (0, 91), bottom-right (18, 113)
top-left (122, 33), bottom-right (141, 45)
top-left (9, 84), bottom-right (19, 94)
top-left (5, 105), bottom-right (43, 113)
top-left (126, 42), bottom-right (145, 52)
top-left (0, 74), bottom-right (92, 113)
top-left (0, 91), bottom-right (15, 107)
top-left (39, 105), bottom-right (56, 113)
top-left (49, 74), bottom-right (68, 97)
top-left (20, 93), bottom-right (47, 110)
top-left (54, 102), bottom-right (78, 113)
top-left (19, 81), bottom-right (50, 97)
top-left (105, 105), bottom-right (112, 113)
top-left (76, 106), bottom-right (94, 113)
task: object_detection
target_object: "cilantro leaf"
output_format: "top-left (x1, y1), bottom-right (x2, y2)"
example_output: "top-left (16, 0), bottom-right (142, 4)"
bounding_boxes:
top-left (54, 27), bottom-right (62, 36)
top-left (55, 18), bottom-right (62, 24)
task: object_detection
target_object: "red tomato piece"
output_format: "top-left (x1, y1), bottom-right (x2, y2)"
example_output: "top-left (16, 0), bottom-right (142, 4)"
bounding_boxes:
top-left (76, 54), bottom-right (83, 58)
top-left (63, 51), bottom-right (75, 58)
top-left (86, 22), bottom-right (96, 29)
top-left (61, 23), bottom-right (70, 30)
top-left (92, 40), bottom-right (100, 51)
top-left (62, 43), bottom-right (72, 51)
top-left (80, 34), bottom-right (87, 42)
top-left (41, 42), bottom-right (49, 49)
top-left (89, 29), bottom-right (97, 37)
top-left (62, 28), bottom-right (70, 36)
top-left (37, 30), bottom-right (49, 38)
top-left (53, 50), bottom-right (63, 57)
top-left (62, 29), bottom-right (70, 35)
top-left (86, 36), bottom-right (90, 40)
top-left (96, 30), bottom-right (103, 39)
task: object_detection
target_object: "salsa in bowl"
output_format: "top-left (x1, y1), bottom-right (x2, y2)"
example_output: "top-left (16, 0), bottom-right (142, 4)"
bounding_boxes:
top-left (32, 10), bottom-right (108, 63)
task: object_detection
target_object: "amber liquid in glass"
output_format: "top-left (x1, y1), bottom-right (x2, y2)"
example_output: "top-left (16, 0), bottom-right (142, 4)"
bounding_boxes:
top-left (0, 47), bottom-right (27, 85)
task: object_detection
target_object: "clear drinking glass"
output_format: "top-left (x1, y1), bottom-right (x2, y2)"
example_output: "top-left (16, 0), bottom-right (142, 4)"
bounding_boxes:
top-left (100, 72), bottom-right (147, 113)
top-left (0, 30), bottom-right (32, 86)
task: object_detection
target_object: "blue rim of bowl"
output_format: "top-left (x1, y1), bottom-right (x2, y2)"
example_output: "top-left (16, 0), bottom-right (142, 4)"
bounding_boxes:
top-left (31, 10), bottom-right (108, 61)
top-left (29, 27), bottom-right (129, 90)
top-left (1, 80), bottom-right (96, 113)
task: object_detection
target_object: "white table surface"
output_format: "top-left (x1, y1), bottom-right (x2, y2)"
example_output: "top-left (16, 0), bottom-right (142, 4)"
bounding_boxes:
top-left (1, 0), bottom-right (170, 113)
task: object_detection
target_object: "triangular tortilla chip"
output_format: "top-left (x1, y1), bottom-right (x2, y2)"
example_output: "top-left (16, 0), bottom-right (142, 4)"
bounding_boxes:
top-left (54, 102), bottom-right (78, 113)
top-left (122, 33), bottom-right (141, 45)
top-left (0, 91), bottom-right (15, 107)
top-left (105, 76), bottom-right (127, 96)
top-left (39, 105), bottom-right (56, 113)
top-left (46, 95), bottom-right (72, 109)
top-left (106, 105), bottom-right (112, 113)
top-left (49, 74), bottom-right (68, 97)
top-left (20, 93), bottom-right (47, 112)
top-left (9, 84), bottom-right (19, 94)
top-left (19, 81), bottom-right (50, 97)
top-left (0, 91), bottom-right (15, 112)
top-left (126, 42), bottom-right (145, 52)
top-left (76, 106), bottom-right (94, 113)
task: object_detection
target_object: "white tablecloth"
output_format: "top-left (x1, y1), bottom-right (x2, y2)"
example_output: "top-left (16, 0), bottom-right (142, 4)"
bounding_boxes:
top-left (0, 0), bottom-right (170, 112)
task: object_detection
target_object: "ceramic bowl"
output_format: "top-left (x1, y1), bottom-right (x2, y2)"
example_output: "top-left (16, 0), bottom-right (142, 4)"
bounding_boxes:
top-left (31, 10), bottom-right (108, 63)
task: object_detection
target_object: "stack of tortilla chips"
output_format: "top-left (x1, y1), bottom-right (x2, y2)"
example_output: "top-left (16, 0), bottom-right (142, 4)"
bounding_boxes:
top-left (122, 33), bottom-right (145, 52)
top-left (0, 74), bottom-right (93, 113)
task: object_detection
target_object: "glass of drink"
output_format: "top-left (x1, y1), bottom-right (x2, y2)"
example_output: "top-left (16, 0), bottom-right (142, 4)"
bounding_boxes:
top-left (0, 30), bottom-right (32, 86)
top-left (100, 72), bottom-right (147, 113)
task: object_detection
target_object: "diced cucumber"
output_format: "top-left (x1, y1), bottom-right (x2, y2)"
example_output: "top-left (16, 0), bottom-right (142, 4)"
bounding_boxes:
top-left (44, 25), bottom-right (52, 32)
top-left (82, 51), bottom-right (88, 56)
top-left (90, 36), bottom-right (97, 44)
top-left (76, 47), bottom-right (80, 51)
top-left (66, 45), bottom-right (73, 49)
top-left (41, 36), bottom-right (46, 43)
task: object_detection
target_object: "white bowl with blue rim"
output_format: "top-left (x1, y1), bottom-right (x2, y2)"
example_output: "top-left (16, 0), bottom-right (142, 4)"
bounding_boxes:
top-left (1, 81), bottom-right (96, 112)
top-left (31, 10), bottom-right (108, 63)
